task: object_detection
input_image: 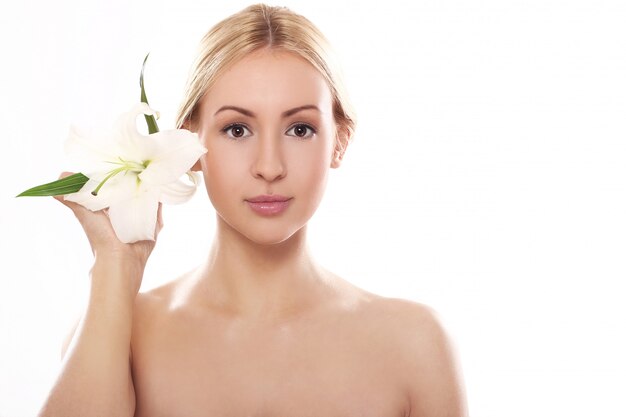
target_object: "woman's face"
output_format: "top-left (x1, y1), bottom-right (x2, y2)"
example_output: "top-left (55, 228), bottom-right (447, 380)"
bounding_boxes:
top-left (194, 49), bottom-right (340, 245)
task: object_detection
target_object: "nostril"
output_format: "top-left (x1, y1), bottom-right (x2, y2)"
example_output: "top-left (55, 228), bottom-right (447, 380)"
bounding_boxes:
top-left (254, 167), bottom-right (286, 182)
top-left (252, 149), bottom-right (286, 181)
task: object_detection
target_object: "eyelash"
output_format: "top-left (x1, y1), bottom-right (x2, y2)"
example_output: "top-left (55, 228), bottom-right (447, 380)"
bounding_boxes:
top-left (220, 123), bottom-right (317, 140)
top-left (287, 123), bottom-right (317, 139)
top-left (220, 123), bottom-right (251, 140)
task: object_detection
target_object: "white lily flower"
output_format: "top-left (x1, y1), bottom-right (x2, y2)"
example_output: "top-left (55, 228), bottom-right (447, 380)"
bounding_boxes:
top-left (64, 102), bottom-right (207, 243)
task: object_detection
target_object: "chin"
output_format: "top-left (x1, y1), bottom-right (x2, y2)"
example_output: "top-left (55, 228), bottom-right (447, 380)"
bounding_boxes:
top-left (241, 222), bottom-right (307, 246)
top-left (217, 212), bottom-right (309, 246)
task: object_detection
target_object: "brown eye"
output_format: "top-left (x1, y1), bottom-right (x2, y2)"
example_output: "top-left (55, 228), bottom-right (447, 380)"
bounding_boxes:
top-left (294, 126), bottom-right (307, 136)
top-left (286, 123), bottom-right (315, 139)
top-left (232, 126), bottom-right (245, 137)
top-left (222, 123), bottom-right (251, 140)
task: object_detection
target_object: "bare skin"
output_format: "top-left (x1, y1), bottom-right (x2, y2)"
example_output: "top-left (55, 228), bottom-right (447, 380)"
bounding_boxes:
top-left (131, 251), bottom-right (465, 416)
top-left (39, 49), bottom-right (466, 417)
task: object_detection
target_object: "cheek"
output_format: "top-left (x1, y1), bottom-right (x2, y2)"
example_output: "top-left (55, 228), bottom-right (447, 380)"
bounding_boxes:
top-left (289, 143), bottom-right (332, 201)
top-left (302, 155), bottom-right (329, 185)
top-left (201, 147), bottom-right (243, 205)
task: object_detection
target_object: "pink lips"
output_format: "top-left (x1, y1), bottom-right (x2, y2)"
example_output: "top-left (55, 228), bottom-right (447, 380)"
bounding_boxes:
top-left (245, 195), bottom-right (292, 216)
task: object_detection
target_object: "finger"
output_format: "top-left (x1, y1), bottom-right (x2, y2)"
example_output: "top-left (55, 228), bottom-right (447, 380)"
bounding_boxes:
top-left (52, 172), bottom-right (75, 202)
top-left (59, 171), bottom-right (75, 179)
top-left (53, 175), bottom-right (76, 207)
top-left (52, 172), bottom-right (89, 214)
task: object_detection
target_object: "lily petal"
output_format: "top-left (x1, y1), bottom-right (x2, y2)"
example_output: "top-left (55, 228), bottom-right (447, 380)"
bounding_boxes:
top-left (64, 172), bottom-right (139, 212)
top-left (139, 129), bottom-right (206, 186)
top-left (107, 181), bottom-right (160, 243)
top-left (114, 102), bottom-right (159, 162)
top-left (119, 102), bottom-right (157, 138)
top-left (159, 172), bottom-right (201, 204)
top-left (65, 125), bottom-right (124, 173)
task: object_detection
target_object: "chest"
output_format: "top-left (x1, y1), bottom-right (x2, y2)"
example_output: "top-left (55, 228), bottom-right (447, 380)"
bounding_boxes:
top-left (131, 309), bottom-right (409, 416)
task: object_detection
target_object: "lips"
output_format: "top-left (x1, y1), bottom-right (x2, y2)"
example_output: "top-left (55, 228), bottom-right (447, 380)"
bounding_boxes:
top-left (245, 195), bottom-right (292, 215)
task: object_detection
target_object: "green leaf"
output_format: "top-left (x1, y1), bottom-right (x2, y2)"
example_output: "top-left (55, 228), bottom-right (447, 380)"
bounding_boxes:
top-left (140, 53), bottom-right (160, 135)
top-left (16, 173), bottom-right (89, 197)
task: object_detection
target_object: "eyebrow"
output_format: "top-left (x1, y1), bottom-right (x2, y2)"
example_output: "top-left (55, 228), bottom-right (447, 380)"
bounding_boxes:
top-left (214, 104), bottom-right (321, 118)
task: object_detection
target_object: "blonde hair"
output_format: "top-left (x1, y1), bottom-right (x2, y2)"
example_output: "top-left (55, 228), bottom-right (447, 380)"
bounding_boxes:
top-left (176, 3), bottom-right (356, 157)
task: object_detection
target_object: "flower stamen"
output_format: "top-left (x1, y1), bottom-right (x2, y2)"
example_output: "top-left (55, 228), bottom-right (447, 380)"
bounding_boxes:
top-left (91, 166), bottom-right (129, 196)
top-left (90, 159), bottom-right (150, 196)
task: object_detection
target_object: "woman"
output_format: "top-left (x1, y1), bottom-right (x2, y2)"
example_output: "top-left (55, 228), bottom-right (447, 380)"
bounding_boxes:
top-left (39, 4), bottom-right (467, 416)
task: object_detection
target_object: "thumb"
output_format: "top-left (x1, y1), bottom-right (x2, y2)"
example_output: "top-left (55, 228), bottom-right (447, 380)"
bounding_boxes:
top-left (52, 172), bottom-right (89, 214)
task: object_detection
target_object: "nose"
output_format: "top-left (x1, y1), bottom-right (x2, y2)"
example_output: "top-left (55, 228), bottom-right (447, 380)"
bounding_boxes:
top-left (252, 134), bottom-right (286, 182)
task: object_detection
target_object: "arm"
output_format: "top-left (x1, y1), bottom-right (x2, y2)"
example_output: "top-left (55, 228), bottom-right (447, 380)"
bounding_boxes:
top-left (37, 175), bottom-right (161, 417)
top-left (405, 305), bottom-right (468, 417)
top-left (39, 258), bottom-right (141, 417)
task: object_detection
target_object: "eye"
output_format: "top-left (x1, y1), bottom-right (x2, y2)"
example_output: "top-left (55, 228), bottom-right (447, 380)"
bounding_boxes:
top-left (286, 123), bottom-right (316, 139)
top-left (221, 123), bottom-right (252, 140)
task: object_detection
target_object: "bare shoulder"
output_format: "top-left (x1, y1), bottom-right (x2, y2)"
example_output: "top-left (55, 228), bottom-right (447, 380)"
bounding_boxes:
top-left (365, 295), bottom-right (441, 324)
top-left (133, 280), bottom-right (175, 320)
top-left (374, 297), bottom-right (460, 382)
top-left (134, 279), bottom-right (179, 311)
top-left (372, 296), bottom-right (451, 350)
top-left (346, 289), bottom-right (446, 338)
top-left (320, 272), bottom-right (451, 345)
top-left (132, 271), bottom-right (197, 333)
top-left (356, 294), bottom-right (468, 417)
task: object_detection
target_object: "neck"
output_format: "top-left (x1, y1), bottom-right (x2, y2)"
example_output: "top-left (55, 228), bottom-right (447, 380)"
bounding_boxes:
top-left (198, 216), bottom-right (332, 321)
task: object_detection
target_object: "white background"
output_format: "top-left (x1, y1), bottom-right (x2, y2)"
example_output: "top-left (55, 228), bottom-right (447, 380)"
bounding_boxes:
top-left (1, 0), bottom-right (625, 416)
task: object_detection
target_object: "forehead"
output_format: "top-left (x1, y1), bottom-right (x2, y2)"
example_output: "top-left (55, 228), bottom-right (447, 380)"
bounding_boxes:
top-left (200, 49), bottom-right (333, 114)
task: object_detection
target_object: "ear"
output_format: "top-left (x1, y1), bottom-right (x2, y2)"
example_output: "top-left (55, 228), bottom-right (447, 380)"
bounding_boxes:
top-left (331, 127), bottom-right (350, 169)
top-left (181, 118), bottom-right (193, 132)
top-left (330, 147), bottom-right (344, 169)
